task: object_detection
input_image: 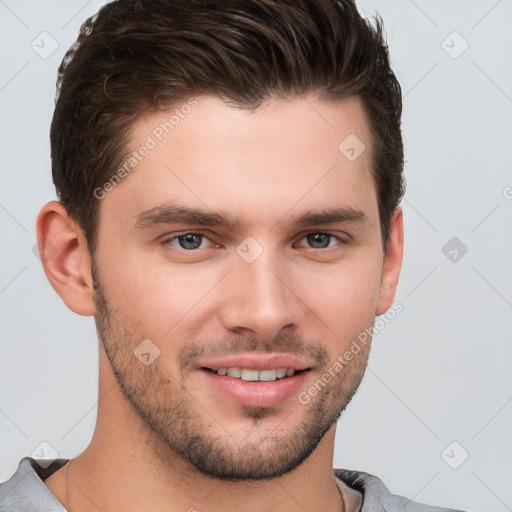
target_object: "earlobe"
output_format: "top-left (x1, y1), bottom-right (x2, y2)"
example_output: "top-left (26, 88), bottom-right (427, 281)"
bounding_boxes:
top-left (376, 207), bottom-right (404, 316)
top-left (36, 201), bottom-right (97, 316)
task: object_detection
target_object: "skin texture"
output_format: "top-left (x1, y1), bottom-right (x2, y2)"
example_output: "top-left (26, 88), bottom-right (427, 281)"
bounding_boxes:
top-left (37, 94), bottom-right (403, 512)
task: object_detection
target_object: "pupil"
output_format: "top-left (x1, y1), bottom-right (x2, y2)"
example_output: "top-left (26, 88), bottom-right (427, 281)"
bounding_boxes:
top-left (180, 234), bottom-right (202, 249)
top-left (308, 233), bottom-right (329, 249)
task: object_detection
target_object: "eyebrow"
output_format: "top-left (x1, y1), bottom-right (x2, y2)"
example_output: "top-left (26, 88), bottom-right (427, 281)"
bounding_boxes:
top-left (131, 204), bottom-right (367, 231)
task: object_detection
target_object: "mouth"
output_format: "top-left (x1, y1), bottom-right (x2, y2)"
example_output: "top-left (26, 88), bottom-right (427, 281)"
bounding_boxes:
top-left (196, 355), bottom-right (313, 408)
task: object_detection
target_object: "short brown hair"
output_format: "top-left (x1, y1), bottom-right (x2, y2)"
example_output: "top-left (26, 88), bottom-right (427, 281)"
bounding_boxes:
top-left (51, 0), bottom-right (404, 254)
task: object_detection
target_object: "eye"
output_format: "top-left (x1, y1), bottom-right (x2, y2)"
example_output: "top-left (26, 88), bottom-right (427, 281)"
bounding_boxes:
top-left (295, 232), bottom-right (344, 249)
top-left (162, 232), bottom-right (215, 251)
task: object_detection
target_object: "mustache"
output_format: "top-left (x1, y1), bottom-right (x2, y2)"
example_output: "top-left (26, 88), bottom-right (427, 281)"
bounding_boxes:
top-left (178, 333), bottom-right (330, 372)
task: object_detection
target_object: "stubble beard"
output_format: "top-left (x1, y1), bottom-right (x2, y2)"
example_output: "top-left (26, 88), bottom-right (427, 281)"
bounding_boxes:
top-left (92, 267), bottom-right (372, 481)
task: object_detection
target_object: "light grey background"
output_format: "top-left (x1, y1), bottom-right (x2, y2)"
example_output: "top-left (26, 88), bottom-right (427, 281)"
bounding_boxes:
top-left (1, 1), bottom-right (511, 511)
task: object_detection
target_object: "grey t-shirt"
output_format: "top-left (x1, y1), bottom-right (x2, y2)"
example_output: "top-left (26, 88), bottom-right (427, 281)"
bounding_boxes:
top-left (0, 457), bottom-right (466, 511)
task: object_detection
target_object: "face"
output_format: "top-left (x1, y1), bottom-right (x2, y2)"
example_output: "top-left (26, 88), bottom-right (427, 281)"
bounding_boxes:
top-left (91, 94), bottom-right (397, 480)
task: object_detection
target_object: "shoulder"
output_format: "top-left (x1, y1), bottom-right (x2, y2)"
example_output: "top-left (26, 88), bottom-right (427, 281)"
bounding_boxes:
top-left (0, 457), bottom-right (68, 512)
top-left (334, 467), bottom-right (467, 512)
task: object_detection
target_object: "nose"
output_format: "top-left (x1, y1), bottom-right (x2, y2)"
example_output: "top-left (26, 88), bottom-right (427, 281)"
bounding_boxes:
top-left (219, 249), bottom-right (303, 340)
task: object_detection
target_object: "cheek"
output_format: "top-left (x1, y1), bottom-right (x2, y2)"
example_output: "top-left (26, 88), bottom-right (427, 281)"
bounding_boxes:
top-left (98, 246), bottom-right (222, 338)
top-left (292, 255), bottom-right (382, 333)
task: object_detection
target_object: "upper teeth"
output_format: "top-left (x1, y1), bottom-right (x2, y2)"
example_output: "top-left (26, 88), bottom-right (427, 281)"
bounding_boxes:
top-left (215, 367), bottom-right (297, 381)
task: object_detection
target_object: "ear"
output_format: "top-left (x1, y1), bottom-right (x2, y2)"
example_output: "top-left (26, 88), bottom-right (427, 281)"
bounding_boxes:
top-left (35, 201), bottom-right (96, 316)
top-left (376, 207), bottom-right (404, 316)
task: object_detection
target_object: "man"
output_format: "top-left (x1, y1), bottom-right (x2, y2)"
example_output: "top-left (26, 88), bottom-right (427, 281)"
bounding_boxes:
top-left (0, 0), bottom-right (466, 511)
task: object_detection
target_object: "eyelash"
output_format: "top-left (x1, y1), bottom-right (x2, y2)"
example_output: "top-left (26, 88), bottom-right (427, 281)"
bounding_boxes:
top-left (161, 231), bottom-right (347, 252)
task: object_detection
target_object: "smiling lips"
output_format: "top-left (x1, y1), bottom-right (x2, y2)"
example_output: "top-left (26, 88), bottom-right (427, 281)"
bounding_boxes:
top-left (198, 354), bottom-right (313, 407)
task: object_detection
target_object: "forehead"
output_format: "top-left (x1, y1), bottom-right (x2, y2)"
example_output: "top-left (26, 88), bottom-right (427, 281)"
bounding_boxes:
top-left (130, 93), bottom-right (372, 160)
top-left (103, 94), bottom-right (377, 228)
